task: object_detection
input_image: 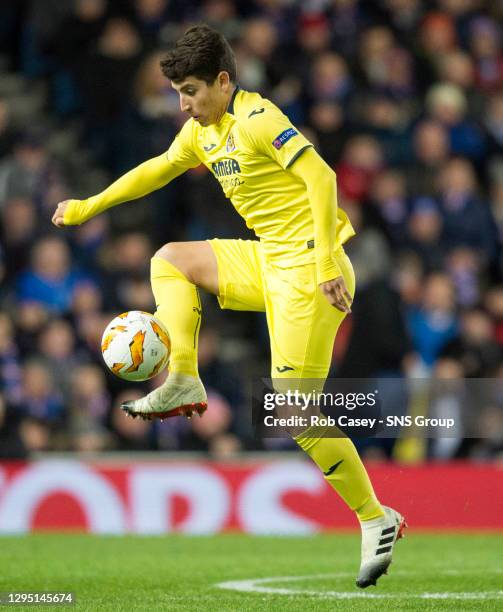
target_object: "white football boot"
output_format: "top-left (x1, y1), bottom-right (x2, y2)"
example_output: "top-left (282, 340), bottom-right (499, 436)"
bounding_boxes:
top-left (121, 372), bottom-right (207, 420)
top-left (356, 505), bottom-right (407, 588)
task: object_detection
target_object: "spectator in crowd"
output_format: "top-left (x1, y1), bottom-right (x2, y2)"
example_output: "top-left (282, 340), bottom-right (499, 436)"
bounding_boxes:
top-left (437, 157), bottom-right (499, 265)
top-left (0, 131), bottom-right (67, 211)
top-left (79, 17), bottom-right (145, 169)
top-left (406, 272), bottom-right (459, 371)
top-left (37, 318), bottom-right (90, 398)
top-left (18, 359), bottom-right (65, 427)
top-left (416, 11), bottom-right (458, 88)
top-left (444, 247), bottom-right (481, 307)
top-left (71, 281), bottom-right (104, 319)
top-left (309, 100), bottom-right (347, 166)
top-left (16, 236), bottom-right (96, 315)
top-left (295, 12), bottom-right (332, 65)
top-left (68, 363), bottom-right (111, 451)
top-left (0, 312), bottom-right (23, 406)
top-left (234, 17), bottom-right (280, 94)
top-left (1, 197), bottom-right (40, 284)
top-left (336, 135), bottom-right (384, 201)
top-left (360, 96), bottom-right (412, 167)
top-left (442, 308), bottom-right (502, 377)
top-left (468, 16), bottom-right (503, 93)
top-left (99, 232), bottom-right (154, 311)
top-left (406, 119), bottom-right (450, 197)
top-left (425, 82), bottom-right (486, 162)
top-left (437, 50), bottom-right (484, 118)
top-left (369, 170), bottom-right (409, 248)
top-left (358, 26), bottom-right (396, 91)
top-left (427, 357), bottom-right (466, 460)
top-left (46, 0), bottom-right (109, 115)
top-left (14, 302), bottom-right (52, 359)
top-left (405, 197), bottom-right (445, 272)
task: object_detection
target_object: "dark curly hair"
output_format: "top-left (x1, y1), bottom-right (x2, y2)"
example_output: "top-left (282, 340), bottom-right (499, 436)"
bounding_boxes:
top-left (160, 24), bottom-right (237, 85)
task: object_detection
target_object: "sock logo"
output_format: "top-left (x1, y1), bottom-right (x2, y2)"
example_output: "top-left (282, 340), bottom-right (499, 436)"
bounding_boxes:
top-left (323, 459), bottom-right (344, 476)
top-left (276, 365), bottom-right (294, 373)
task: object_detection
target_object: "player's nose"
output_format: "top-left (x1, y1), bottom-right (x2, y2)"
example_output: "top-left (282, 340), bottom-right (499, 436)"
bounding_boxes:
top-left (179, 95), bottom-right (191, 113)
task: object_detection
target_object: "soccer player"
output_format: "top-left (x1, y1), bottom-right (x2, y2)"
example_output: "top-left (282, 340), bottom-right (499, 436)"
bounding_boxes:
top-left (52, 24), bottom-right (405, 587)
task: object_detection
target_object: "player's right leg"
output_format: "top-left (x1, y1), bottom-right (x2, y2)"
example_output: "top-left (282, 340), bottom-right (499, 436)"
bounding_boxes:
top-left (121, 239), bottom-right (265, 421)
top-left (121, 241), bottom-right (219, 420)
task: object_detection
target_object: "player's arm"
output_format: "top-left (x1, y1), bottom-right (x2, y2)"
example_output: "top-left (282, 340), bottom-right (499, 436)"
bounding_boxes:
top-left (52, 120), bottom-right (200, 227)
top-left (52, 154), bottom-right (187, 227)
top-left (288, 147), bottom-right (352, 313)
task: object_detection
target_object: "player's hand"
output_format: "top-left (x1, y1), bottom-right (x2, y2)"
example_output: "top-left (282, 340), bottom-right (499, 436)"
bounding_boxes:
top-left (320, 276), bottom-right (352, 313)
top-left (51, 200), bottom-right (71, 228)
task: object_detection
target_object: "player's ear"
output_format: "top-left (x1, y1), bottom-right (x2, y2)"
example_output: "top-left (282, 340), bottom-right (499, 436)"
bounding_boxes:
top-left (217, 71), bottom-right (231, 91)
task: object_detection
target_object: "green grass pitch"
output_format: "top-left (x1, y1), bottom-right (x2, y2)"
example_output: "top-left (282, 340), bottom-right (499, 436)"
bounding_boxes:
top-left (0, 533), bottom-right (502, 611)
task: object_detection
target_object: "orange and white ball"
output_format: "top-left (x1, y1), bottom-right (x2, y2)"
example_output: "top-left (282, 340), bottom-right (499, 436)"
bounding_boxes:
top-left (101, 311), bottom-right (171, 382)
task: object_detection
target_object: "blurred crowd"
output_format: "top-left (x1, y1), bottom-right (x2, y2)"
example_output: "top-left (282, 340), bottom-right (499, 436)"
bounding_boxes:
top-left (0, 0), bottom-right (502, 461)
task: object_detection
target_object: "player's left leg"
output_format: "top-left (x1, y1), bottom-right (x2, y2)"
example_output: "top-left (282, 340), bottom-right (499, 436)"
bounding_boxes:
top-left (265, 246), bottom-right (406, 587)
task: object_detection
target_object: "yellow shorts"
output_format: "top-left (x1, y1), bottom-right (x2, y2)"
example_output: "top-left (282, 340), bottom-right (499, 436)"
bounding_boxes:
top-left (208, 239), bottom-right (355, 382)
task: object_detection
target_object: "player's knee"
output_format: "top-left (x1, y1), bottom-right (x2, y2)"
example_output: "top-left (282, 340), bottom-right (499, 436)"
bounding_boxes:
top-left (155, 242), bottom-right (177, 263)
top-left (154, 242), bottom-right (193, 281)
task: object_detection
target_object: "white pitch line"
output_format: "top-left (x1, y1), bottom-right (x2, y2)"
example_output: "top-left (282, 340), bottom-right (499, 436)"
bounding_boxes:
top-left (216, 573), bottom-right (503, 600)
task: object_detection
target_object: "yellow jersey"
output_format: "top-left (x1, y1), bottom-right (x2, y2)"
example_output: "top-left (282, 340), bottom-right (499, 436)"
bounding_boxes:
top-left (168, 87), bottom-right (354, 268)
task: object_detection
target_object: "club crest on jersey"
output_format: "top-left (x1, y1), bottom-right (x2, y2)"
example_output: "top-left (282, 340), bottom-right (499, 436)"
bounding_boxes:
top-left (226, 132), bottom-right (236, 153)
top-left (272, 127), bottom-right (298, 150)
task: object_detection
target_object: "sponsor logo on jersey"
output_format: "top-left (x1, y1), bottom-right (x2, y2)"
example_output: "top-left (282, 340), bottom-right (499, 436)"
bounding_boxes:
top-left (212, 158), bottom-right (241, 177)
top-left (226, 132), bottom-right (236, 153)
top-left (272, 127), bottom-right (298, 150)
top-left (203, 143), bottom-right (217, 152)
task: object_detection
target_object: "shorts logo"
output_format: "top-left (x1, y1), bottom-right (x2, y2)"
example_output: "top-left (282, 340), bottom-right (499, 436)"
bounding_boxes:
top-left (276, 365), bottom-right (294, 373)
top-left (272, 127), bottom-right (298, 150)
top-left (226, 132), bottom-right (236, 153)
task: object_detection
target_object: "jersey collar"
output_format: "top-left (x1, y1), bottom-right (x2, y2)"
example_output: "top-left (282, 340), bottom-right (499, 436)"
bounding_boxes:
top-left (227, 85), bottom-right (240, 115)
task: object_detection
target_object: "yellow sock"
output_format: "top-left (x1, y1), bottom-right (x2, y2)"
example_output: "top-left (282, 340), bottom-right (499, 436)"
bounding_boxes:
top-left (295, 427), bottom-right (384, 521)
top-left (150, 256), bottom-right (201, 377)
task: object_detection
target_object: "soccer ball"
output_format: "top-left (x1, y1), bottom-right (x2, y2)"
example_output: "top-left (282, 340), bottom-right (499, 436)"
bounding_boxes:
top-left (101, 311), bottom-right (171, 382)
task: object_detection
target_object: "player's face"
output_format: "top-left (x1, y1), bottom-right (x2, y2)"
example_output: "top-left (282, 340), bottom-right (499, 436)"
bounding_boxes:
top-left (171, 73), bottom-right (232, 126)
